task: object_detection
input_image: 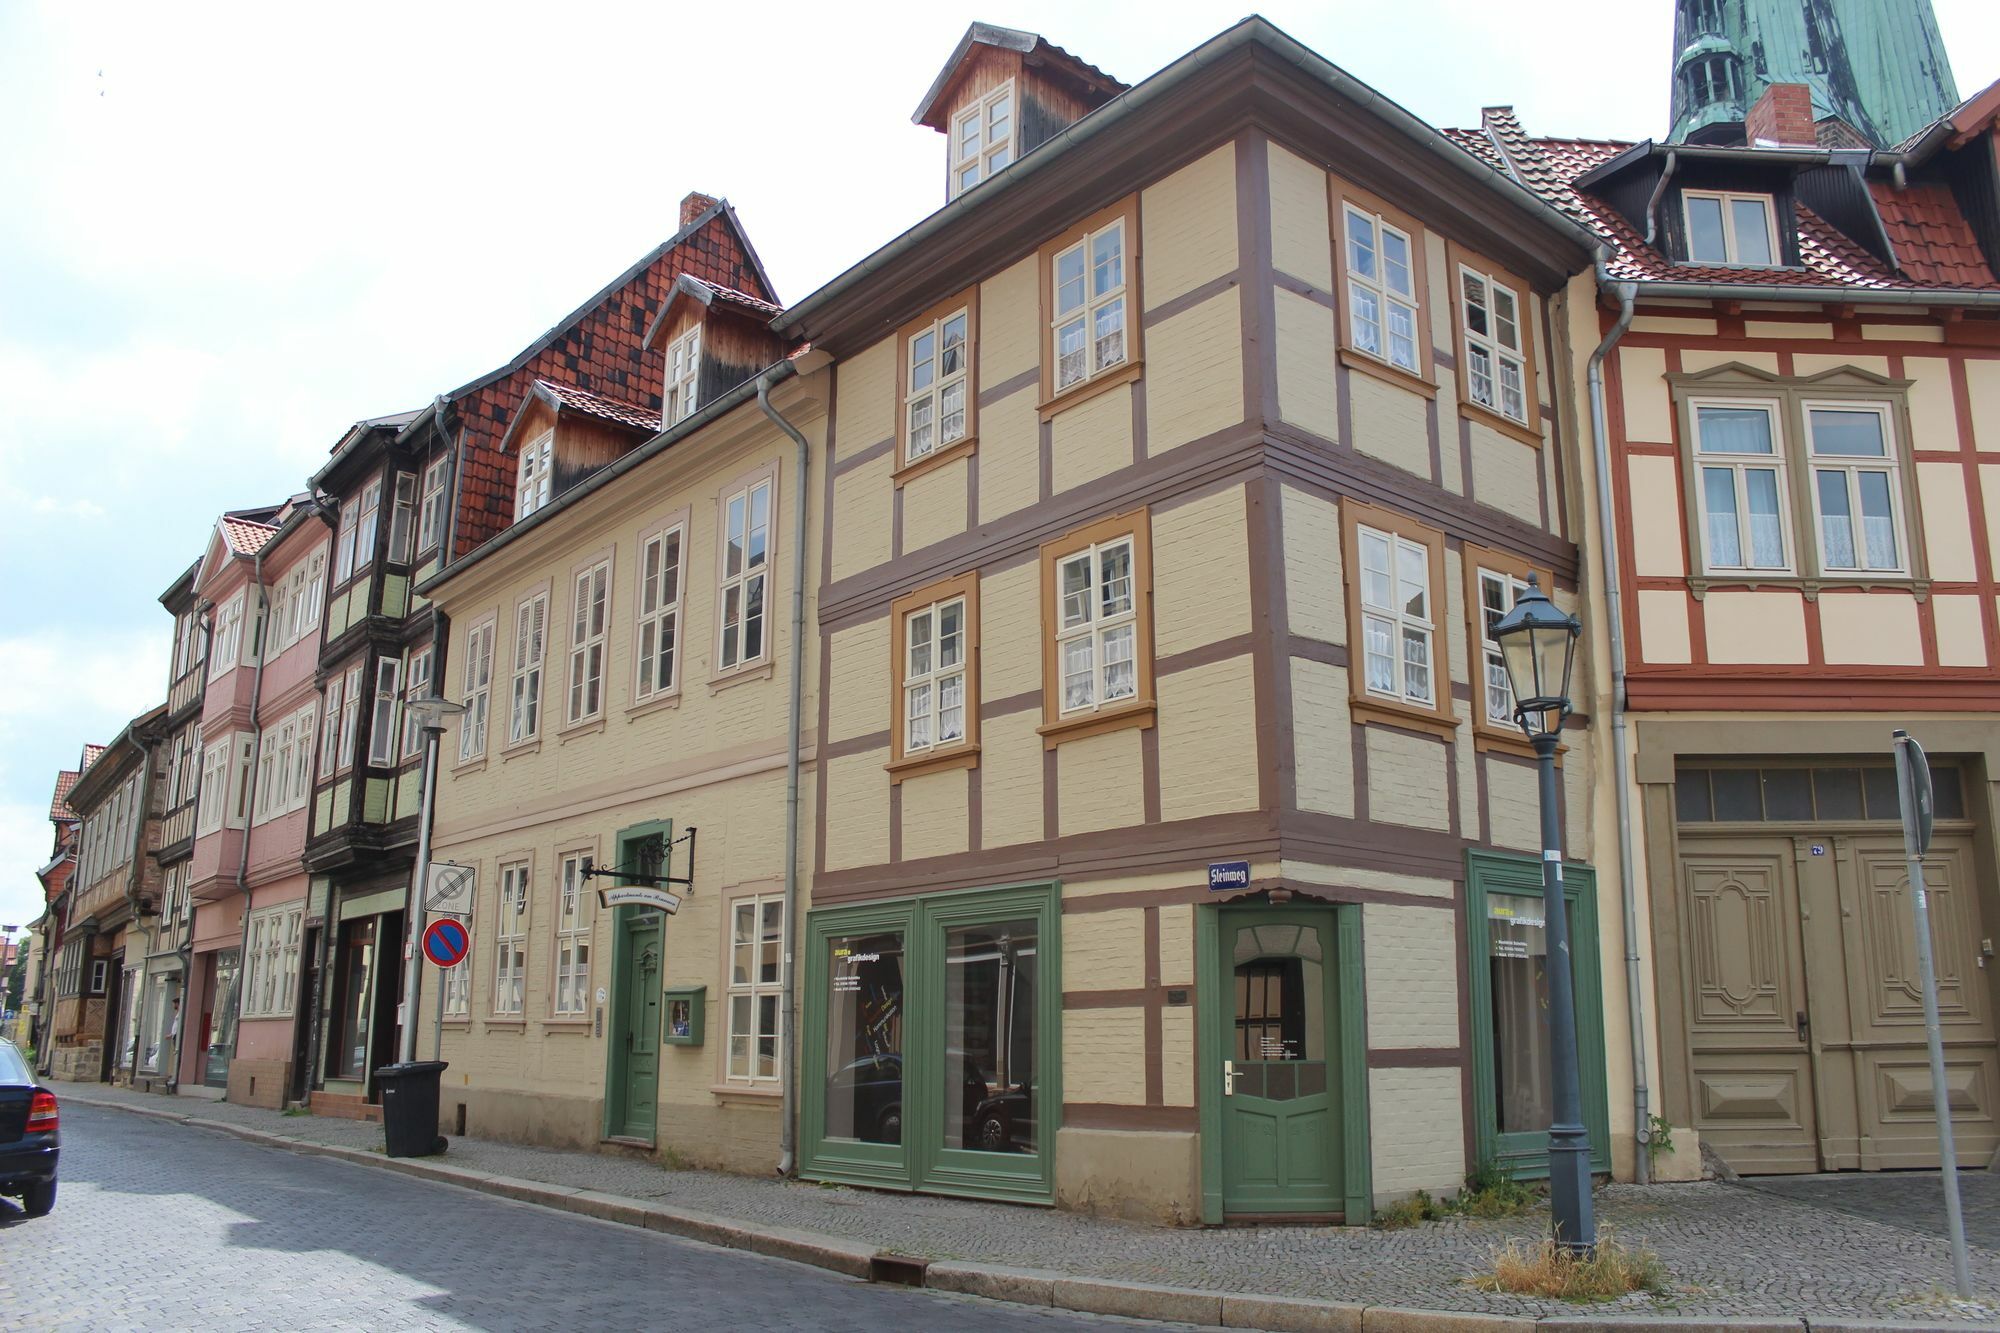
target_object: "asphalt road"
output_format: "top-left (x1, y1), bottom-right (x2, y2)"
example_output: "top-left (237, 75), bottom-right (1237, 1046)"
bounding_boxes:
top-left (0, 1103), bottom-right (1201, 1331)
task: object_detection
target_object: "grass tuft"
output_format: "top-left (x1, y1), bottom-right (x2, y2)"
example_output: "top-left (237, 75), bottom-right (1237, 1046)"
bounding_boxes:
top-left (1471, 1233), bottom-right (1666, 1302)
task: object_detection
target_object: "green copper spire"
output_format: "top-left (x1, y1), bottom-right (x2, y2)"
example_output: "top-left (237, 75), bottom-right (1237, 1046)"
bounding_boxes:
top-left (1669, 0), bottom-right (1959, 148)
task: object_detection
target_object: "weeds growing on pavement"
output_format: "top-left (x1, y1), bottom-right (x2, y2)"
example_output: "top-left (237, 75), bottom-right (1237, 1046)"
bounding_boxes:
top-left (1470, 1233), bottom-right (1665, 1301)
top-left (1374, 1164), bottom-right (1540, 1228)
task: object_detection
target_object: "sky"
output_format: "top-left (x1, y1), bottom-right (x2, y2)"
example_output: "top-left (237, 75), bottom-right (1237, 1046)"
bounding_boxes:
top-left (2, 0), bottom-right (1997, 935)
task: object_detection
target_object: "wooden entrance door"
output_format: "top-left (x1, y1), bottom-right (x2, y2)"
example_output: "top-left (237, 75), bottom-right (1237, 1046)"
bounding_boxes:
top-left (607, 911), bottom-right (663, 1141)
top-left (1218, 908), bottom-right (1342, 1214)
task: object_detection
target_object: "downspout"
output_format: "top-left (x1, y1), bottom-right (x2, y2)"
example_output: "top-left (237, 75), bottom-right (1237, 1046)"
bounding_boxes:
top-left (756, 368), bottom-right (811, 1178)
top-left (225, 542), bottom-right (273, 1083)
top-left (437, 398), bottom-right (462, 566)
top-left (1586, 272), bottom-right (1653, 1181)
top-left (1642, 150), bottom-right (1679, 249)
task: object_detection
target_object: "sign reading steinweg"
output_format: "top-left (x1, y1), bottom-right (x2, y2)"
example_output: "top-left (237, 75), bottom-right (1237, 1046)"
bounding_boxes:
top-left (1208, 860), bottom-right (1251, 892)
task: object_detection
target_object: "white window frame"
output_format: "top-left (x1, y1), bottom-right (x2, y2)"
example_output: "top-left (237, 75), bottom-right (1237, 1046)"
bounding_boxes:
top-left (1343, 205), bottom-right (1420, 373)
top-left (367, 657), bottom-right (402, 767)
top-left (417, 456), bottom-right (449, 555)
top-left (1458, 264), bottom-right (1529, 425)
top-left (904, 307), bottom-right (970, 465)
top-left (902, 596), bottom-right (968, 753)
top-left (565, 559), bottom-right (610, 725)
top-left (319, 673), bottom-right (344, 779)
top-left (289, 702), bottom-right (315, 807)
top-left (515, 433), bottom-right (553, 521)
top-left (725, 893), bottom-right (785, 1083)
top-left (717, 477), bottom-right (773, 673)
top-left (402, 646), bottom-right (433, 760)
top-left (1682, 189), bottom-right (1781, 268)
top-left (300, 547), bottom-right (325, 637)
top-left (336, 663), bottom-right (362, 773)
top-left (553, 852), bottom-right (593, 1017)
top-left (949, 78), bottom-right (1016, 198)
top-left (1805, 400), bottom-right (1908, 576)
top-left (509, 591), bottom-right (549, 744)
top-left (1476, 568), bottom-right (1533, 727)
top-left (388, 472), bottom-right (417, 565)
top-left (458, 617), bottom-right (496, 762)
top-left (1358, 523), bottom-right (1436, 708)
top-left (208, 593), bottom-right (246, 681)
top-left (196, 737), bottom-right (230, 836)
top-left (1051, 218), bottom-right (1128, 394)
top-left (665, 326), bottom-right (701, 425)
top-left (241, 904), bottom-right (303, 1019)
top-left (493, 861), bottom-right (529, 1016)
top-left (634, 525), bottom-right (683, 703)
top-left (1054, 535), bottom-right (1139, 717)
top-left (349, 476), bottom-right (383, 580)
top-left (1690, 397), bottom-right (1794, 575)
top-left (334, 490), bottom-right (360, 584)
top-left (229, 733), bottom-right (255, 829)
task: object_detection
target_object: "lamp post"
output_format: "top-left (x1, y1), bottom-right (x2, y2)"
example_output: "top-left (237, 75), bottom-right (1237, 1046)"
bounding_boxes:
top-left (1490, 574), bottom-right (1595, 1254)
top-left (396, 694), bottom-right (466, 1066)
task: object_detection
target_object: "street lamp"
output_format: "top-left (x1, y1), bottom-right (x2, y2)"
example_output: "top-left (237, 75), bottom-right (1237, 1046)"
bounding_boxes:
top-left (1490, 574), bottom-right (1595, 1254)
top-left (396, 694), bottom-right (467, 1066)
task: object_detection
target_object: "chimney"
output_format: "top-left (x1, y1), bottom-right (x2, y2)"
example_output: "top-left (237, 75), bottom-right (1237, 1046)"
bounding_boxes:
top-left (679, 191), bottom-right (719, 228)
top-left (1746, 83), bottom-right (1816, 147)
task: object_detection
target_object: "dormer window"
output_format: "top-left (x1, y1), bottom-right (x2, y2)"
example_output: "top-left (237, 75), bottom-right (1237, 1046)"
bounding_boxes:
top-left (665, 326), bottom-right (701, 425)
top-left (950, 81), bottom-right (1016, 198)
top-left (1683, 190), bottom-right (1778, 267)
top-left (516, 432), bottom-right (553, 521)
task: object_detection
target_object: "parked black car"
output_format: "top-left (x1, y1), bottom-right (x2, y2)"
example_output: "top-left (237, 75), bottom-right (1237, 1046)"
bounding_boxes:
top-left (0, 1037), bottom-right (59, 1217)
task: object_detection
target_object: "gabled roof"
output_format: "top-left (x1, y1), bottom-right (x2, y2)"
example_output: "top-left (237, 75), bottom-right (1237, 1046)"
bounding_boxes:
top-left (220, 515), bottom-right (279, 556)
top-left (1445, 109), bottom-right (2000, 295)
top-left (495, 379), bottom-right (661, 456)
top-left (913, 22), bottom-right (1126, 129)
top-left (642, 273), bottom-right (786, 350)
top-left (49, 768), bottom-right (85, 823)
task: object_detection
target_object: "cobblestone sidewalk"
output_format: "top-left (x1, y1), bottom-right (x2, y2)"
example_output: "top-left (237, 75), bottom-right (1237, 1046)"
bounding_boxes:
top-left (57, 1082), bottom-right (2000, 1325)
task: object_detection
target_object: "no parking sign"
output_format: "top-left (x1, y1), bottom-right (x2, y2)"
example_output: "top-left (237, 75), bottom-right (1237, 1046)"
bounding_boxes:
top-left (422, 917), bottom-right (470, 968)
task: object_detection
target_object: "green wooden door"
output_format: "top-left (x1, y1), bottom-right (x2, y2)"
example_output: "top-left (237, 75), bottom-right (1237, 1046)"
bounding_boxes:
top-left (610, 912), bottom-right (663, 1140)
top-left (1219, 907), bottom-right (1342, 1214)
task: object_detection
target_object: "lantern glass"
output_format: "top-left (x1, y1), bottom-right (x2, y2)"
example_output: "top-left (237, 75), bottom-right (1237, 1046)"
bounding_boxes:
top-left (1490, 576), bottom-right (1580, 738)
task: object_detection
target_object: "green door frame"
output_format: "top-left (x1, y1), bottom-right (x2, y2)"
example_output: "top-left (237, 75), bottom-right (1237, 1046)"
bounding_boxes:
top-left (601, 819), bottom-right (672, 1143)
top-left (800, 880), bottom-right (1062, 1203)
top-left (1196, 899), bottom-right (1371, 1225)
top-left (1464, 849), bottom-right (1612, 1179)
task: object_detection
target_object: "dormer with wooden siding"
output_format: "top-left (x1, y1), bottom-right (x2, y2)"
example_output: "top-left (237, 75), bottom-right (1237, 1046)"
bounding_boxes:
top-left (915, 23), bottom-right (1126, 202)
top-left (642, 275), bottom-right (790, 430)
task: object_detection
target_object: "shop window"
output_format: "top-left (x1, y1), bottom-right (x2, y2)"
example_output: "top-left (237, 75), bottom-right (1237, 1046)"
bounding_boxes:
top-left (944, 919), bottom-right (1038, 1154)
top-left (823, 928), bottom-right (906, 1145)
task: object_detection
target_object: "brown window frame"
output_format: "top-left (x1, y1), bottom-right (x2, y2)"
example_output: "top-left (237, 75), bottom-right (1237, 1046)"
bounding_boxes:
top-left (1329, 177), bottom-right (1437, 399)
top-left (1461, 543), bottom-right (1552, 758)
top-left (1037, 195), bottom-right (1145, 420)
top-left (886, 571), bottom-right (982, 782)
top-left (1038, 509), bottom-right (1157, 747)
top-left (1340, 499), bottom-right (1457, 738)
top-left (1445, 240), bottom-right (1543, 448)
top-left (895, 287), bottom-right (981, 485)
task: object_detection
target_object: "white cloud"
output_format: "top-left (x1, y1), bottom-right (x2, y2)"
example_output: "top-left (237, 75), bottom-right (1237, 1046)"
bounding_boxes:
top-left (30, 496), bottom-right (105, 520)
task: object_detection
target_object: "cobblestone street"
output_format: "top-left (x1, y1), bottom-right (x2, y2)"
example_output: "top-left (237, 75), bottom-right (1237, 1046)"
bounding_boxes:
top-left (0, 1104), bottom-right (1202, 1331)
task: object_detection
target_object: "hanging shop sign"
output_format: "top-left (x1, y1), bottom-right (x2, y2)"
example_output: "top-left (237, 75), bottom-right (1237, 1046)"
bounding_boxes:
top-left (599, 885), bottom-right (683, 915)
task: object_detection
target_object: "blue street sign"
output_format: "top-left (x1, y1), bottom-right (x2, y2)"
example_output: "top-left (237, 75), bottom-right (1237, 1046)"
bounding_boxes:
top-left (1208, 860), bottom-right (1251, 892)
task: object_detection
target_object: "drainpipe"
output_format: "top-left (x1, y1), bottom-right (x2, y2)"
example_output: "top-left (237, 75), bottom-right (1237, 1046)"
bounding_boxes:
top-left (1642, 150), bottom-right (1679, 249)
top-left (756, 368), bottom-right (811, 1179)
top-left (224, 543), bottom-right (273, 1085)
top-left (437, 399), bottom-right (462, 566)
top-left (1585, 272), bottom-right (1653, 1182)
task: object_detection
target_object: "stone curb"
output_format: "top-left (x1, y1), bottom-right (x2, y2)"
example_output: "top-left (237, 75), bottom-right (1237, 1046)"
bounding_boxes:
top-left (61, 1092), bottom-right (1979, 1332)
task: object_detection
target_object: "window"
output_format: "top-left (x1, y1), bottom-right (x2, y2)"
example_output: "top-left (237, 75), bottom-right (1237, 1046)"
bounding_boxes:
top-left (301, 547), bottom-right (325, 635)
top-left (196, 737), bottom-right (230, 836)
top-left (319, 673), bottom-right (344, 779)
top-left (634, 526), bottom-right (683, 702)
top-left (494, 861), bottom-right (528, 1015)
top-left (241, 905), bottom-right (303, 1019)
top-left (388, 472), bottom-right (417, 564)
top-left (231, 734), bottom-right (255, 828)
top-left (566, 560), bottom-right (610, 724)
top-left (1458, 263), bottom-right (1529, 426)
top-left (267, 577), bottom-right (290, 659)
top-left (254, 716), bottom-right (290, 824)
top-left (1463, 551), bottom-right (1547, 742)
top-left (402, 646), bottom-right (433, 759)
top-left (209, 593), bottom-right (245, 680)
top-left (726, 894), bottom-right (784, 1082)
top-left (1804, 404), bottom-right (1902, 573)
top-left (553, 853), bottom-right (592, 1017)
top-left (334, 490), bottom-right (360, 583)
top-left (1343, 205), bottom-right (1420, 374)
top-left (1691, 400), bottom-right (1790, 573)
top-left (664, 327), bottom-right (700, 425)
top-left (1341, 501), bottom-right (1452, 731)
top-left (459, 618), bottom-right (495, 761)
top-left (418, 456), bottom-right (449, 555)
top-left (890, 572), bottom-right (981, 774)
top-left (516, 433), bottom-right (553, 521)
top-left (89, 958), bottom-right (108, 996)
top-left (1039, 513), bottom-right (1154, 736)
top-left (1683, 190), bottom-right (1778, 267)
top-left (442, 942), bottom-right (472, 1018)
top-left (903, 304), bottom-right (971, 468)
top-left (290, 703), bottom-right (315, 806)
top-left (509, 591), bottom-right (548, 743)
top-left (717, 476), bottom-right (772, 672)
top-left (367, 657), bottom-right (401, 767)
top-left (336, 663), bottom-right (362, 772)
top-left (949, 80), bottom-right (1015, 197)
top-left (348, 476), bottom-right (383, 579)
top-left (1049, 214), bottom-right (1130, 395)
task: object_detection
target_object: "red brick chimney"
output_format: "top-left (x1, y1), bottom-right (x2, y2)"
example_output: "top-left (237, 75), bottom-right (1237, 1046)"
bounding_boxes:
top-left (679, 191), bottom-right (719, 228)
top-left (1746, 83), bottom-right (1816, 147)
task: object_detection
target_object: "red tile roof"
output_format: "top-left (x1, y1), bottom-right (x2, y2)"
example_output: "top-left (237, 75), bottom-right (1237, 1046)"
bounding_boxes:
top-left (449, 204), bottom-right (778, 559)
top-left (1449, 112), bottom-right (2000, 294)
top-left (535, 379), bottom-right (661, 434)
top-left (1869, 180), bottom-right (1998, 288)
top-left (705, 281), bottom-right (783, 318)
top-left (49, 768), bottom-right (83, 822)
top-left (220, 515), bottom-right (279, 555)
